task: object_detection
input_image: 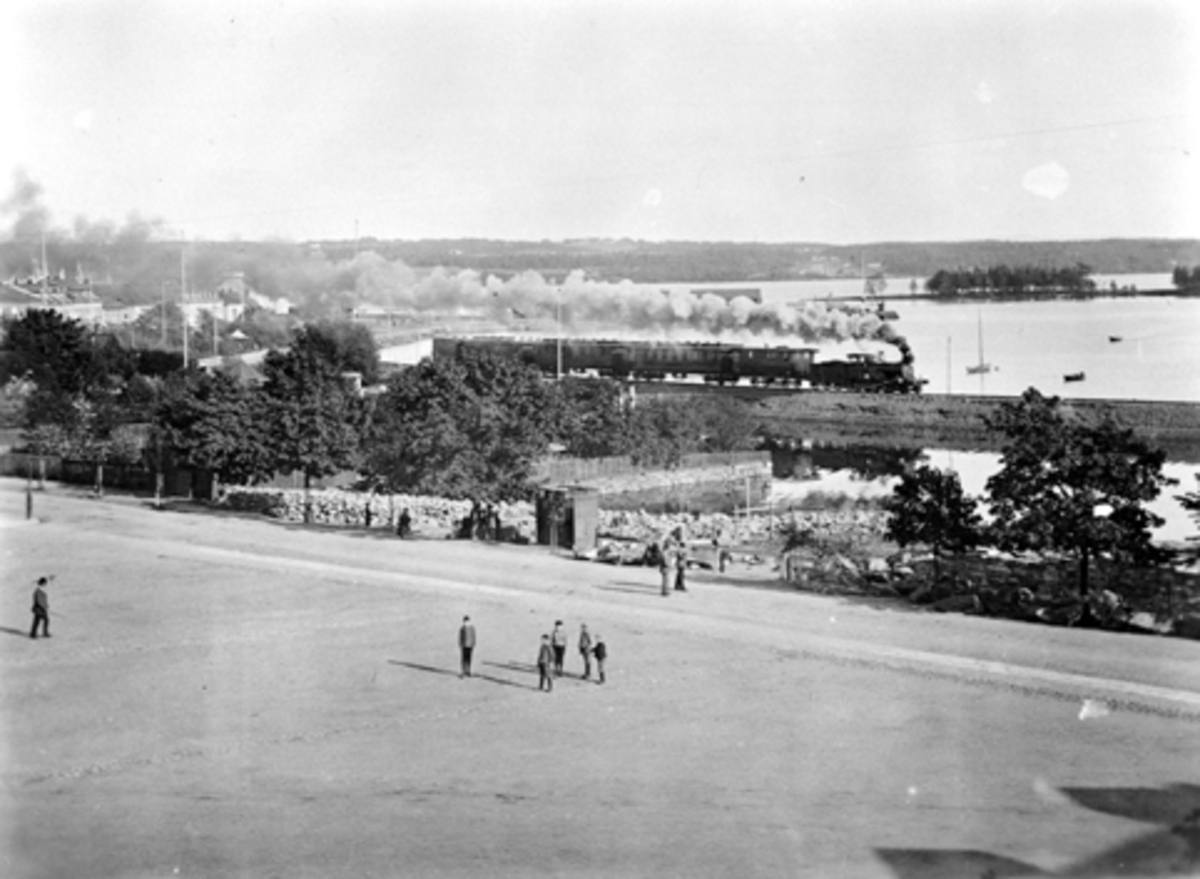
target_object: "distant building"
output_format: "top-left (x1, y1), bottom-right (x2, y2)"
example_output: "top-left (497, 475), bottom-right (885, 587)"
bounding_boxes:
top-left (1, 267), bottom-right (103, 324)
top-left (100, 303), bottom-right (152, 326)
top-left (180, 290), bottom-right (245, 328)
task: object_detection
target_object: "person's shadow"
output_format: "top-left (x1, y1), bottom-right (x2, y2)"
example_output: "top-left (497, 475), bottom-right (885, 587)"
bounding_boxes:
top-left (388, 660), bottom-right (537, 690)
top-left (0, 626), bottom-right (32, 639)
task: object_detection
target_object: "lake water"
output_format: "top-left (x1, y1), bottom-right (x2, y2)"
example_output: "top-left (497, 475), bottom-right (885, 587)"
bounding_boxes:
top-left (649, 274), bottom-right (1199, 403)
top-left (767, 446), bottom-right (1198, 547)
top-left (652, 270), bottom-right (1200, 542)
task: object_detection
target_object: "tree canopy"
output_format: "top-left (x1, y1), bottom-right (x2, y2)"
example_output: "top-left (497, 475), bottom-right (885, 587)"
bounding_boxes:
top-left (260, 329), bottom-right (367, 490)
top-left (364, 346), bottom-right (557, 501)
top-left (882, 464), bottom-right (982, 566)
top-left (154, 370), bottom-right (275, 486)
top-left (1, 310), bottom-right (105, 397)
top-left (985, 388), bottom-right (1173, 597)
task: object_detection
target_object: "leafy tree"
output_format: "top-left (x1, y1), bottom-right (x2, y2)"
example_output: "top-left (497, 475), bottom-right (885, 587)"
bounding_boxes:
top-left (261, 335), bottom-right (365, 497)
top-left (1, 310), bottom-right (102, 396)
top-left (364, 347), bottom-right (556, 500)
top-left (615, 397), bottom-right (717, 467)
top-left (1177, 475), bottom-right (1200, 566)
top-left (235, 305), bottom-right (296, 350)
top-left (883, 464), bottom-right (982, 579)
top-left (155, 370), bottom-right (275, 489)
top-left (295, 320), bottom-right (382, 385)
top-left (135, 348), bottom-right (184, 377)
top-left (122, 301), bottom-right (189, 352)
top-left (694, 395), bottom-right (761, 453)
top-left (985, 388), bottom-right (1173, 605)
top-left (549, 377), bottom-right (629, 458)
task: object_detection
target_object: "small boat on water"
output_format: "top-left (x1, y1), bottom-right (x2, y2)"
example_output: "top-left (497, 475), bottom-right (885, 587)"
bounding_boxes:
top-left (1064, 371), bottom-right (1086, 383)
top-left (966, 309), bottom-right (992, 375)
top-left (1108, 335), bottom-right (1123, 343)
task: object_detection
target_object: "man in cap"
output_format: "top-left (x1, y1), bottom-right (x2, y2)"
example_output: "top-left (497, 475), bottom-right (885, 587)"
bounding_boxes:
top-left (537, 634), bottom-right (555, 692)
top-left (30, 576), bottom-right (51, 639)
top-left (458, 616), bottom-right (476, 678)
top-left (551, 620), bottom-right (567, 677)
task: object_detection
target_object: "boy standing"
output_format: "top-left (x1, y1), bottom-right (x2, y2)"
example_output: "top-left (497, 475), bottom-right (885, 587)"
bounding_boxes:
top-left (551, 620), bottom-right (567, 677)
top-left (30, 576), bottom-right (50, 640)
top-left (592, 634), bottom-right (607, 684)
top-left (537, 634), bottom-right (555, 692)
top-left (578, 623), bottom-right (593, 680)
top-left (458, 616), bottom-right (476, 677)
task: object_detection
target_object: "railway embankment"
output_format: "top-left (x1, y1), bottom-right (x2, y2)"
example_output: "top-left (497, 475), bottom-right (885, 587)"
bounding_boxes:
top-left (751, 391), bottom-right (1200, 462)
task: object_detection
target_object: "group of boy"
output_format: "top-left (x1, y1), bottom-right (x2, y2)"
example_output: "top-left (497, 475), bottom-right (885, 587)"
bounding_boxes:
top-left (458, 615), bottom-right (605, 692)
top-left (537, 619), bottom-right (606, 692)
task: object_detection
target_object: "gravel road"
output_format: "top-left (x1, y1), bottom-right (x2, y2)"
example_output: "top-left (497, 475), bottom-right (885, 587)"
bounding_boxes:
top-left (3, 481), bottom-right (1199, 878)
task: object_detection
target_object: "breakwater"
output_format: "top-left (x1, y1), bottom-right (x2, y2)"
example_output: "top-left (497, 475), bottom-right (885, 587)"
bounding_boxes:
top-left (734, 390), bottom-right (1200, 462)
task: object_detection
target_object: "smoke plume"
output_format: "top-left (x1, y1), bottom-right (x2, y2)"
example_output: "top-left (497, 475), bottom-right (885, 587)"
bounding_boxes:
top-left (371, 267), bottom-right (898, 347)
top-left (0, 172), bottom-right (899, 350)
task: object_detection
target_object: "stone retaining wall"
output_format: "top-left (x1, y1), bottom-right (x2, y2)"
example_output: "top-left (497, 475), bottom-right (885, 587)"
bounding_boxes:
top-left (904, 553), bottom-right (1199, 608)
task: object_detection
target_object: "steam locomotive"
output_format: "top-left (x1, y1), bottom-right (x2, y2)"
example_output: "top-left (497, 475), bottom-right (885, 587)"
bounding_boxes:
top-left (432, 336), bottom-right (925, 393)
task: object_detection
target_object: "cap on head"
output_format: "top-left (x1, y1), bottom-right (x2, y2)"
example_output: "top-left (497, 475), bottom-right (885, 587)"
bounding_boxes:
top-left (463, 616), bottom-right (470, 622)
top-left (37, 576), bottom-right (48, 586)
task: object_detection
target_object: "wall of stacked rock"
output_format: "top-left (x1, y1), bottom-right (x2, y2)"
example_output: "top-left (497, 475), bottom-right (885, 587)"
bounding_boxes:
top-left (901, 554), bottom-right (1200, 604)
top-left (218, 485), bottom-right (885, 550)
top-left (219, 487), bottom-right (522, 537)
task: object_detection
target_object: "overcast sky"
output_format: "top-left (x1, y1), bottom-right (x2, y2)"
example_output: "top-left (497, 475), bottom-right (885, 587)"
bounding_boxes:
top-left (2, 0), bottom-right (1197, 244)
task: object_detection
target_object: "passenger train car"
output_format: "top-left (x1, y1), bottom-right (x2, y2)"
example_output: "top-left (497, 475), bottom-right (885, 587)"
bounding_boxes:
top-left (432, 336), bottom-right (924, 393)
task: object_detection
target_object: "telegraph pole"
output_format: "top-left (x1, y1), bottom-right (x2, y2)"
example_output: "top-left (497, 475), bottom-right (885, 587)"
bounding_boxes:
top-left (180, 241), bottom-right (188, 367)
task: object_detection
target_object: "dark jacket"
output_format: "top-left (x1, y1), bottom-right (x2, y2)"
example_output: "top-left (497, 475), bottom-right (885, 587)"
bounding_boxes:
top-left (32, 586), bottom-right (48, 614)
top-left (593, 641), bottom-right (607, 661)
top-left (459, 624), bottom-right (476, 649)
top-left (537, 643), bottom-right (554, 668)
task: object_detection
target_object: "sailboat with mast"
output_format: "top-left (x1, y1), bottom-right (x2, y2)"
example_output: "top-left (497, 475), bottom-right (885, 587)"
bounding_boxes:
top-left (966, 309), bottom-right (992, 375)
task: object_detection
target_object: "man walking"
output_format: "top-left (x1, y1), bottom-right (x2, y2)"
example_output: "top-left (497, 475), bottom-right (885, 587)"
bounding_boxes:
top-left (458, 616), bottom-right (476, 678)
top-left (30, 576), bottom-right (51, 640)
top-left (593, 634), bottom-right (607, 684)
top-left (537, 634), bottom-right (555, 692)
top-left (578, 623), bottom-right (593, 680)
top-left (551, 620), bottom-right (567, 677)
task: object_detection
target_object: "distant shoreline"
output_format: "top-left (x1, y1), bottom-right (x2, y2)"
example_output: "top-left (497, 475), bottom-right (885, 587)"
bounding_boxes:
top-left (811, 288), bottom-right (1197, 304)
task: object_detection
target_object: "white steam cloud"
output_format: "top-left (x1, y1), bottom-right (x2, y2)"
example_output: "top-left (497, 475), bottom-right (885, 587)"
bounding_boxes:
top-left (361, 264), bottom-right (898, 345)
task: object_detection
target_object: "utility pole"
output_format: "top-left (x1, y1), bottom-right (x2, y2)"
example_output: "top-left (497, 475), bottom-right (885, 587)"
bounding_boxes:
top-left (556, 286), bottom-right (563, 380)
top-left (181, 242), bottom-right (188, 368)
top-left (40, 227), bottom-right (49, 305)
